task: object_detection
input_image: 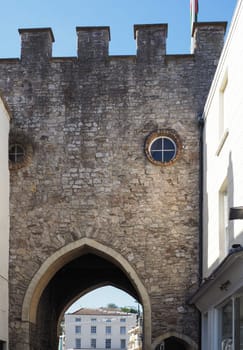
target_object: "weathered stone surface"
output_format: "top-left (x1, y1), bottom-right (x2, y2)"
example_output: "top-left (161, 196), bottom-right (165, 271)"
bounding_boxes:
top-left (0, 22), bottom-right (226, 349)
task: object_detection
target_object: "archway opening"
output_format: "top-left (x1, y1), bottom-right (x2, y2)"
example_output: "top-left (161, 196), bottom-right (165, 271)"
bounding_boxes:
top-left (155, 336), bottom-right (189, 350)
top-left (61, 286), bottom-right (143, 350)
top-left (32, 251), bottom-right (145, 350)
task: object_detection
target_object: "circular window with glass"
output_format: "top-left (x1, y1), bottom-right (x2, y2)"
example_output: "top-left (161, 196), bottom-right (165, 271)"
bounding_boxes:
top-left (9, 144), bottom-right (26, 164)
top-left (9, 132), bottom-right (33, 171)
top-left (145, 129), bottom-right (182, 166)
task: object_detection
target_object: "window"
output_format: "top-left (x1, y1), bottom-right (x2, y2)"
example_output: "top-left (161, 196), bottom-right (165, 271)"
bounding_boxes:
top-left (150, 137), bottom-right (176, 162)
top-left (8, 133), bottom-right (33, 171)
top-left (9, 144), bottom-right (25, 164)
top-left (217, 71), bottom-right (229, 155)
top-left (105, 339), bottom-right (111, 349)
top-left (219, 180), bottom-right (229, 258)
top-left (120, 339), bottom-right (126, 349)
top-left (106, 318), bottom-right (111, 322)
top-left (91, 318), bottom-right (97, 322)
top-left (219, 71), bottom-right (229, 139)
top-left (75, 338), bottom-right (81, 349)
top-left (202, 313), bottom-right (208, 350)
top-left (91, 338), bottom-right (96, 348)
top-left (75, 317), bottom-right (81, 322)
top-left (106, 326), bottom-right (111, 334)
top-left (0, 341), bottom-right (6, 350)
top-left (219, 296), bottom-right (243, 350)
top-left (120, 326), bottom-right (126, 335)
top-left (91, 326), bottom-right (96, 334)
top-left (145, 130), bottom-right (181, 166)
top-left (120, 318), bottom-right (126, 322)
top-left (75, 325), bottom-right (81, 334)
top-left (220, 300), bottom-right (233, 349)
top-left (235, 295), bottom-right (243, 349)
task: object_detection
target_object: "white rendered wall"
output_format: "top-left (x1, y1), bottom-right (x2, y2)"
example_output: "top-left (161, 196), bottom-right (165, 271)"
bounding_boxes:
top-left (203, 0), bottom-right (243, 276)
top-left (0, 97), bottom-right (10, 345)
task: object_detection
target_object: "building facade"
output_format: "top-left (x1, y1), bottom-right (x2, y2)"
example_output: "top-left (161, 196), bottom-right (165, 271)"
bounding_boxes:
top-left (128, 325), bottom-right (142, 350)
top-left (191, 0), bottom-right (243, 349)
top-left (64, 308), bottom-right (137, 350)
top-left (0, 96), bottom-right (10, 350)
top-left (0, 18), bottom-right (227, 350)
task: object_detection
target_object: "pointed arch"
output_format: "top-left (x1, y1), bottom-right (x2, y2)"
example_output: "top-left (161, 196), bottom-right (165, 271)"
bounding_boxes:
top-left (22, 237), bottom-right (152, 349)
top-left (152, 331), bottom-right (198, 350)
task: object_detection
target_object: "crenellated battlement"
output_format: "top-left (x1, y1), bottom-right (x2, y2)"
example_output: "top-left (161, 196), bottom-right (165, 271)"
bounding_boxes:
top-left (192, 21), bottom-right (227, 57)
top-left (18, 28), bottom-right (54, 62)
top-left (76, 26), bottom-right (110, 61)
top-left (15, 22), bottom-right (227, 63)
top-left (134, 24), bottom-right (168, 62)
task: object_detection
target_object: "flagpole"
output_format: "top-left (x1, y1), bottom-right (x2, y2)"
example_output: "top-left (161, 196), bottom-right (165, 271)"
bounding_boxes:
top-left (190, 0), bottom-right (198, 53)
top-left (191, 0), bottom-right (195, 33)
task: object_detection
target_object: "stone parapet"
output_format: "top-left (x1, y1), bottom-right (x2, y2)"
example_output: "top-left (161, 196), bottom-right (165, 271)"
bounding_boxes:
top-left (192, 22), bottom-right (227, 57)
top-left (18, 28), bottom-right (54, 62)
top-left (16, 22), bottom-right (227, 63)
top-left (76, 26), bottom-right (110, 61)
top-left (134, 24), bottom-right (168, 63)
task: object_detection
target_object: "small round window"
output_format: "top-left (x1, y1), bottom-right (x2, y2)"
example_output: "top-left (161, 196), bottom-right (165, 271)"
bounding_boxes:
top-left (9, 144), bottom-right (26, 164)
top-left (9, 132), bottom-right (33, 171)
top-left (145, 129), bottom-right (182, 166)
top-left (150, 137), bottom-right (176, 163)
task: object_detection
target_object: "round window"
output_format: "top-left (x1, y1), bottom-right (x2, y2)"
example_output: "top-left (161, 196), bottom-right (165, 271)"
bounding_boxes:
top-left (145, 129), bottom-right (182, 166)
top-left (8, 132), bottom-right (33, 171)
top-left (9, 144), bottom-right (26, 164)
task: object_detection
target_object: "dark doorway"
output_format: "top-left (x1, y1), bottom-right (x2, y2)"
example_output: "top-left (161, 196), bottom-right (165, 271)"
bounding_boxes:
top-left (165, 336), bottom-right (187, 349)
top-left (156, 336), bottom-right (188, 350)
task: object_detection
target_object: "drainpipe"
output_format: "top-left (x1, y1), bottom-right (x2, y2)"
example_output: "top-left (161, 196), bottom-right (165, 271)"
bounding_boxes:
top-left (198, 112), bottom-right (204, 350)
top-left (198, 113), bottom-right (204, 282)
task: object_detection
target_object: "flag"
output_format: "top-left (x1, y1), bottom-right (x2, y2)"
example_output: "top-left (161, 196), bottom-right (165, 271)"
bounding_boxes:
top-left (190, 0), bottom-right (199, 32)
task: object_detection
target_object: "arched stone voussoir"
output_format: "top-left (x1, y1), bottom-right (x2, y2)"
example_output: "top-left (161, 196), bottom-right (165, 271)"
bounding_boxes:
top-left (21, 237), bottom-right (152, 349)
top-left (152, 331), bottom-right (198, 350)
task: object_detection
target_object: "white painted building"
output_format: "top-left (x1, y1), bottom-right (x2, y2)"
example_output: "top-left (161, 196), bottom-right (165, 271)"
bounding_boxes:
top-left (0, 95), bottom-right (10, 350)
top-left (64, 308), bottom-right (137, 350)
top-left (191, 0), bottom-right (243, 349)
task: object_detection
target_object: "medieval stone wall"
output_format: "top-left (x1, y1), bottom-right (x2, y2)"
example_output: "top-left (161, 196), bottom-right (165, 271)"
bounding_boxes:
top-left (0, 22), bottom-right (226, 349)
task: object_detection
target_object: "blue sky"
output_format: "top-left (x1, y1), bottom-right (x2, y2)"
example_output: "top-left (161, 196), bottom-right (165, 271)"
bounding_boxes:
top-left (0, 0), bottom-right (237, 58)
top-left (67, 286), bottom-right (139, 313)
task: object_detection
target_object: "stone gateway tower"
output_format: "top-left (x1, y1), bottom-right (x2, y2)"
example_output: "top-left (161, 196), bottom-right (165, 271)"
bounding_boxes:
top-left (0, 22), bottom-right (226, 350)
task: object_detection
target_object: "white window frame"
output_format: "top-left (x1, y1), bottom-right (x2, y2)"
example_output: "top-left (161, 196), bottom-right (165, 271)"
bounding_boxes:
top-left (219, 179), bottom-right (229, 259)
top-left (105, 338), bottom-right (111, 349)
top-left (75, 338), bottom-right (81, 349)
top-left (75, 325), bottom-right (81, 334)
top-left (105, 326), bottom-right (111, 334)
top-left (120, 326), bottom-right (126, 335)
top-left (91, 338), bottom-right (96, 349)
top-left (219, 70), bottom-right (228, 139)
top-left (91, 326), bottom-right (97, 334)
